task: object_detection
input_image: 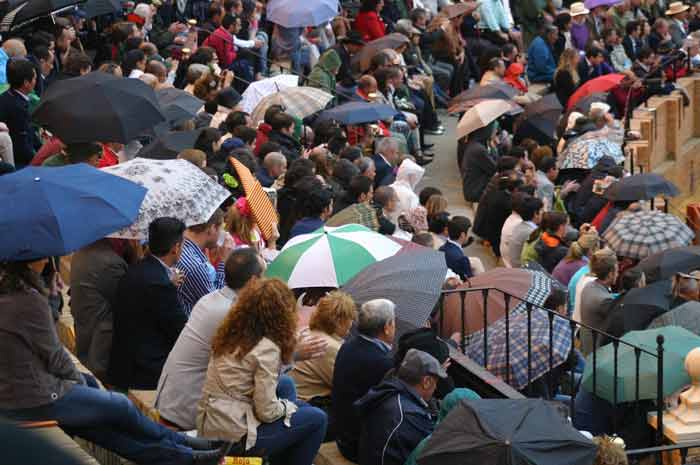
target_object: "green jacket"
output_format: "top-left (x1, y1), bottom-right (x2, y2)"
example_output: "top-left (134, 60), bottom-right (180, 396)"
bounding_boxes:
top-left (307, 49), bottom-right (342, 95)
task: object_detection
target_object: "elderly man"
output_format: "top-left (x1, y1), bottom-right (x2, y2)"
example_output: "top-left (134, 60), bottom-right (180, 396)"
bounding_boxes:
top-left (372, 137), bottom-right (400, 189)
top-left (0, 38), bottom-right (27, 85)
top-left (256, 151), bottom-right (287, 188)
top-left (333, 299), bottom-right (396, 462)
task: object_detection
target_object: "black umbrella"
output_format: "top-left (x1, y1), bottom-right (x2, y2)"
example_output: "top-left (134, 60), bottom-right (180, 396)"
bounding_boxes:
top-left (571, 92), bottom-right (608, 114)
top-left (417, 399), bottom-right (596, 465)
top-left (604, 173), bottom-right (680, 201)
top-left (316, 101), bottom-right (398, 125)
top-left (33, 72), bottom-right (165, 143)
top-left (138, 129), bottom-right (203, 160)
top-left (634, 246), bottom-right (700, 283)
top-left (449, 82), bottom-right (519, 108)
top-left (0, 0), bottom-right (85, 32)
top-left (82, 0), bottom-right (121, 17)
top-left (157, 88), bottom-right (204, 124)
top-left (620, 280), bottom-right (672, 332)
top-left (514, 93), bottom-right (563, 144)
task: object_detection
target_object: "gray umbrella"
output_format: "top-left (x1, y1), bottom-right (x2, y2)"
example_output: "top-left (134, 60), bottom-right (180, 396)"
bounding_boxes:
top-left (342, 247), bottom-right (447, 336)
top-left (647, 301), bottom-right (700, 335)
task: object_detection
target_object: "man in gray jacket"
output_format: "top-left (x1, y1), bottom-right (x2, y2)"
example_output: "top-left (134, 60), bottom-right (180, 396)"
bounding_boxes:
top-left (506, 195), bottom-right (543, 268)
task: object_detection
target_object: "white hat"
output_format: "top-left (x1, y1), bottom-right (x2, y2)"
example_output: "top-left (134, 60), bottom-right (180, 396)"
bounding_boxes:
top-left (666, 1), bottom-right (690, 16)
top-left (569, 2), bottom-right (590, 17)
top-left (590, 102), bottom-right (611, 114)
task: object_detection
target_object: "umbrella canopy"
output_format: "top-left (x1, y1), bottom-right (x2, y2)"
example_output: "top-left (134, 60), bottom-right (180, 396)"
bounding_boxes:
top-left (584, 0), bottom-right (622, 8)
top-left (240, 74), bottom-right (298, 114)
top-left (0, 0), bottom-right (85, 32)
top-left (603, 210), bottom-right (695, 260)
top-left (156, 88), bottom-right (203, 126)
top-left (316, 101), bottom-right (398, 125)
top-left (250, 86), bottom-right (333, 124)
top-left (326, 202), bottom-right (380, 231)
top-left (448, 82), bottom-right (519, 109)
top-left (33, 72), bottom-right (165, 144)
top-left (581, 326), bottom-right (699, 403)
top-left (514, 93), bottom-right (563, 144)
top-left (266, 0), bottom-right (338, 28)
top-left (439, 268), bottom-right (555, 339)
top-left (265, 224), bottom-right (402, 289)
top-left (448, 98), bottom-right (523, 118)
top-left (648, 302), bottom-right (700, 335)
top-left (103, 158), bottom-right (230, 239)
top-left (604, 173), bottom-right (680, 202)
top-left (635, 246), bottom-right (700, 283)
top-left (620, 280), bottom-right (672, 332)
top-left (567, 74), bottom-right (625, 110)
top-left (138, 129), bottom-right (202, 160)
top-left (466, 309), bottom-right (572, 390)
top-left (571, 92), bottom-right (608, 114)
top-left (417, 399), bottom-right (596, 465)
top-left (456, 99), bottom-right (513, 140)
top-left (0, 165), bottom-right (146, 261)
top-left (343, 248), bottom-right (448, 335)
top-left (229, 157), bottom-right (279, 241)
top-left (352, 33), bottom-right (410, 71)
top-left (82, 0), bottom-right (121, 18)
top-left (558, 134), bottom-right (625, 169)
top-left (441, 1), bottom-right (479, 19)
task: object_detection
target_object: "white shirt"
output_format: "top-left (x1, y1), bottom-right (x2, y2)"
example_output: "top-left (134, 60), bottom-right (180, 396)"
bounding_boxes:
top-left (234, 35), bottom-right (255, 49)
top-left (500, 212), bottom-right (522, 267)
top-left (573, 275), bottom-right (596, 323)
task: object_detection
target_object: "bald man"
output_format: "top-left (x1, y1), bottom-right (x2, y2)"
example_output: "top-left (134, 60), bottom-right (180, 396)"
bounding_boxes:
top-left (0, 38), bottom-right (27, 85)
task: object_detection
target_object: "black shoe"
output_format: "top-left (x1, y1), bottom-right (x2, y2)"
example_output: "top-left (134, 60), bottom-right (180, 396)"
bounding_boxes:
top-left (415, 156), bottom-right (433, 166)
top-left (191, 447), bottom-right (226, 465)
top-left (421, 143), bottom-right (435, 150)
top-left (422, 151), bottom-right (435, 158)
top-left (183, 436), bottom-right (225, 451)
top-left (424, 127), bottom-right (445, 135)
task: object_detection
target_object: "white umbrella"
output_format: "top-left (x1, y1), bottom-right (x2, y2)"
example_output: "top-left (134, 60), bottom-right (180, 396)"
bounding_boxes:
top-left (456, 99), bottom-right (514, 140)
top-left (103, 158), bottom-right (230, 239)
top-left (240, 74), bottom-right (299, 114)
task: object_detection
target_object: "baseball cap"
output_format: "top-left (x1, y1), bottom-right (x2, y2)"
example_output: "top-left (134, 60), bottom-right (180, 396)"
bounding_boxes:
top-left (398, 349), bottom-right (448, 380)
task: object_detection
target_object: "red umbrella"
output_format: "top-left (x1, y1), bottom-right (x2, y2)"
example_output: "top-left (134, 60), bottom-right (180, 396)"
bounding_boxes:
top-left (567, 73), bottom-right (625, 111)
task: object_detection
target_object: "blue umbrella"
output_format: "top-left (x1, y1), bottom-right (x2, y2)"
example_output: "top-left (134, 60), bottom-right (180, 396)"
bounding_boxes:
top-left (266, 0), bottom-right (339, 27)
top-left (0, 165), bottom-right (147, 261)
top-left (317, 101), bottom-right (399, 125)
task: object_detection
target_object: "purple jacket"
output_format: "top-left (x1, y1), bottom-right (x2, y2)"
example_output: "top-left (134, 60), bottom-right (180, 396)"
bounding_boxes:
top-left (552, 258), bottom-right (588, 286)
top-left (571, 22), bottom-right (589, 51)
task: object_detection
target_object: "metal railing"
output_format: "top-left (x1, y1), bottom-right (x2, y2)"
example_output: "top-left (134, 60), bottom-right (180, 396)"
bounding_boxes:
top-left (436, 286), bottom-right (666, 446)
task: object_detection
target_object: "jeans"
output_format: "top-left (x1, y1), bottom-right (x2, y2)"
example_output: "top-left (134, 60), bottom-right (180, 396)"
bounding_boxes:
top-left (0, 385), bottom-right (193, 465)
top-left (248, 375), bottom-right (327, 465)
top-left (255, 31), bottom-right (269, 76)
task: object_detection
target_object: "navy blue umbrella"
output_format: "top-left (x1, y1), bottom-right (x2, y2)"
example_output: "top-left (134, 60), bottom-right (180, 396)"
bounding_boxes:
top-left (0, 165), bottom-right (147, 261)
top-left (317, 101), bottom-right (398, 125)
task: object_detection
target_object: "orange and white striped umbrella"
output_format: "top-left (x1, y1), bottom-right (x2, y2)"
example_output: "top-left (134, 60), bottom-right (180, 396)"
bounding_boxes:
top-left (229, 157), bottom-right (279, 241)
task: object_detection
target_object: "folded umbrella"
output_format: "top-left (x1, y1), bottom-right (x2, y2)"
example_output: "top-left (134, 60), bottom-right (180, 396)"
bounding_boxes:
top-left (343, 248), bottom-right (448, 336)
top-left (603, 210), bottom-right (695, 260)
top-left (604, 173), bottom-right (680, 202)
top-left (0, 0), bottom-right (86, 32)
top-left (634, 246), bottom-right (700, 283)
top-left (352, 33), bottom-right (410, 71)
top-left (229, 157), bottom-right (279, 241)
top-left (250, 86), bottom-right (333, 124)
top-left (456, 99), bottom-right (514, 140)
top-left (559, 134), bottom-right (624, 169)
top-left (514, 93), bottom-right (563, 144)
top-left (266, 0), bottom-right (339, 28)
top-left (326, 202), bottom-right (380, 231)
top-left (103, 158), bottom-right (230, 239)
top-left (240, 74), bottom-right (298, 114)
top-left (466, 309), bottom-right (572, 390)
top-left (33, 72), bottom-right (165, 144)
top-left (582, 326), bottom-right (699, 404)
top-left (417, 399), bottom-right (596, 465)
top-left (448, 82), bottom-right (520, 109)
top-left (265, 224), bottom-right (402, 289)
top-left (138, 129), bottom-right (203, 160)
top-left (567, 73), bottom-right (625, 110)
top-left (82, 0), bottom-right (121, 18)
top-left (316, 101), bottom-right (398, 125)
top-left (0, 165), bottom-right (146, 261)
top-left (648, 302), bottom-right (700, 335)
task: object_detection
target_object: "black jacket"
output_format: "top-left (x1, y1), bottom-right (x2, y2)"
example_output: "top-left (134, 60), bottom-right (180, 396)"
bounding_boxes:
top-left (372, 153), bottom-right (396, 189)
top-left (460, 128), bottom-right (497, 203)
top-left (0, 89), bottom-right (38, 167)
top-left (108, 255), bottom-right (187, 389)
top-left (267, 130), bottom-right (302, 163)
top-left (356, 378), bottom-right (435, 465)
top-left (331, 43), bottom-right (355, 87)
top-left (473, 182), bottom-right (512, 257)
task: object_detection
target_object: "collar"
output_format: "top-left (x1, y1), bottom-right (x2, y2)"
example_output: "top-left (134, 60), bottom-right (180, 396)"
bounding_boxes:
top-left (377, 152), bottom-right (390, 166)
top-left (152, 254), bottom-right (174, 278)
top-left (525, 221), bottom-right (537, 229)
top-left (12, 89), bottom-right (29, 101)
top-left (219, 286), bottom-right (236, 300)
top-left (399, 379), bottom-right (429, 407)
top-left (541, 232), bottom-right (561, 247)
top-left (447, 238), bottom-right (463, 249)
top-left (359, 334), bottom-right (391, 352)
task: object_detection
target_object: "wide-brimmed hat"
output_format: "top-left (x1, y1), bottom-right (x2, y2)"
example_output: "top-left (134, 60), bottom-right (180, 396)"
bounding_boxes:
top-left (340, 31), bottom-right (366, 46)
top-left (569, 2), bottom-right (590, 17)
top-left (666, 1), bottom-right (690, 16)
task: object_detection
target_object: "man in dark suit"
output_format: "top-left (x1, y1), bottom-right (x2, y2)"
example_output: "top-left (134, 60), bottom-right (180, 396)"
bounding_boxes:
top-left (372, 136), bottom-right (399, 189)
top-left (0, 59), bottom-right (39, 168)
top-left (578, 46), bottom-right (607, 84)
top-left (109, 217), bottom-right (189, 390)
top-left (623, 20), bottom-right (644, 62)
top-left (439, 216), bottom-right (474, 281)
top-left (332, 299), bottom-right (396, 462)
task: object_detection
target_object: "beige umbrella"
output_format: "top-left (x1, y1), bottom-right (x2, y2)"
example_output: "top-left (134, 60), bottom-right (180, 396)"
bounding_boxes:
top-left (456, 99), bottom-right (514, 140)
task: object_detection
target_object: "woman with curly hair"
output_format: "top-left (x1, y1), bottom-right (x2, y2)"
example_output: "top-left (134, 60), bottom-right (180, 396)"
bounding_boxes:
top-left (197, 278), bottom-right (327, 465)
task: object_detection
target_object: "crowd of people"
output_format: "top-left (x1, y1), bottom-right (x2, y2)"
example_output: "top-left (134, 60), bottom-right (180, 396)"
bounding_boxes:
top-left (2, 0), bottom-right (700, 464)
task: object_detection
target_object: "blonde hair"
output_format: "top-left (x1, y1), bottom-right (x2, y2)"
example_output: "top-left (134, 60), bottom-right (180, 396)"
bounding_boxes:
top-left (425, 194), bottom-right (448, 218)
top-left (309, 291), bottom-right (357, 336)
top-left (556, 48), bottom-right (580, 85)
top-left (226, 204), bottom-right (255, 246)
top-left (592, 436), bottom-right (627, 465)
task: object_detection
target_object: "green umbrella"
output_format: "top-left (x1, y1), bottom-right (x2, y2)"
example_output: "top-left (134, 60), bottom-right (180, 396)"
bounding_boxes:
top-left (582, 326), bottom-right (700, 403)
top-left (265, 224), bottom-right (402, 289)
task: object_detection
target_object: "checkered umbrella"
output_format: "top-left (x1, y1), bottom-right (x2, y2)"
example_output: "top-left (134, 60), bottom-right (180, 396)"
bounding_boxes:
top-left (250, 87), bottom-right (333, 124)
top-left (559, 135), bottom-right (624, 170)
top-left (603, 210), bottom-right (695, 260)
top-left (343, 248), bottom-right (448, 337)
top-left (326, 203), bottom-right (380, 231)
top-left (466, 309), bottom-right (572, 390)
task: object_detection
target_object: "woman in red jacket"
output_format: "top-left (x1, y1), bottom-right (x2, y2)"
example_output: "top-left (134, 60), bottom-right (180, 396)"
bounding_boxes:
top-left (354, 0), bottom-right (386, 42)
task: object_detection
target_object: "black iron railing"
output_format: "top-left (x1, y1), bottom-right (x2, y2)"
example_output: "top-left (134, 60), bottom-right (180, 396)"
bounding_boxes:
top-left (437, 286), bottom-right (666, 445)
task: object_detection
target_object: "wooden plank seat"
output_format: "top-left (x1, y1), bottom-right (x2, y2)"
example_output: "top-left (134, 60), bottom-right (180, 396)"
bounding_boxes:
top-left (314, 442), bottom-right (357, 465)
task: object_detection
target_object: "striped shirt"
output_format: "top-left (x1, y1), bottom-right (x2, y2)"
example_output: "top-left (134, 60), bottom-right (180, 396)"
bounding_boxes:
top-left (176, 238), bottom-right (225, 316)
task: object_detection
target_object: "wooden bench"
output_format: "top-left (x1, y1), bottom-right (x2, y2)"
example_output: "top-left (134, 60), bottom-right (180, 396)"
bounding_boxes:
top-left (314, 442), bottom-right (357, 465)
top-left (128, 389), bottom-right (161, 424)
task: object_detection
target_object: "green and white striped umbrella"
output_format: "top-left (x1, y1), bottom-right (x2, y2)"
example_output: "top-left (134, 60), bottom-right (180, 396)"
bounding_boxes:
top-left (266, 224), bottom-right (402, 289)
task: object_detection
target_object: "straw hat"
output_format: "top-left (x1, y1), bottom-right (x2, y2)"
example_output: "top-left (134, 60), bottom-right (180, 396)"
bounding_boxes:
top-left (569, 2), bottom-right (590, 17)
top-left (666, 1), bottom-right (690, 16)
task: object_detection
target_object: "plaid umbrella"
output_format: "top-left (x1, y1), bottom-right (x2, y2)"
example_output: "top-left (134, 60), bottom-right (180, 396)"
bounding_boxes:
top-left (352, 33), bottom-right (410, 71)
top-left (326, 203), bottom-right (380, 231)
top-left (603, 210), bottom-right (695, 260)
top-left (648, 302), bottom-right (700, 335)
top-left (103, 159), bottom-right (230, 239)
top-left (265, 224), bottom-right (402, 288)
top-left (250, 87), bottom-right (333, 124)
top-left (343, 248), bottom-right (448, 336)
top-left (466, 309), bottom-right (572, 390)
top-left (229, 157), bottom-right (279, 241)
top-left (559, 134), bottom-right (625, 169)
